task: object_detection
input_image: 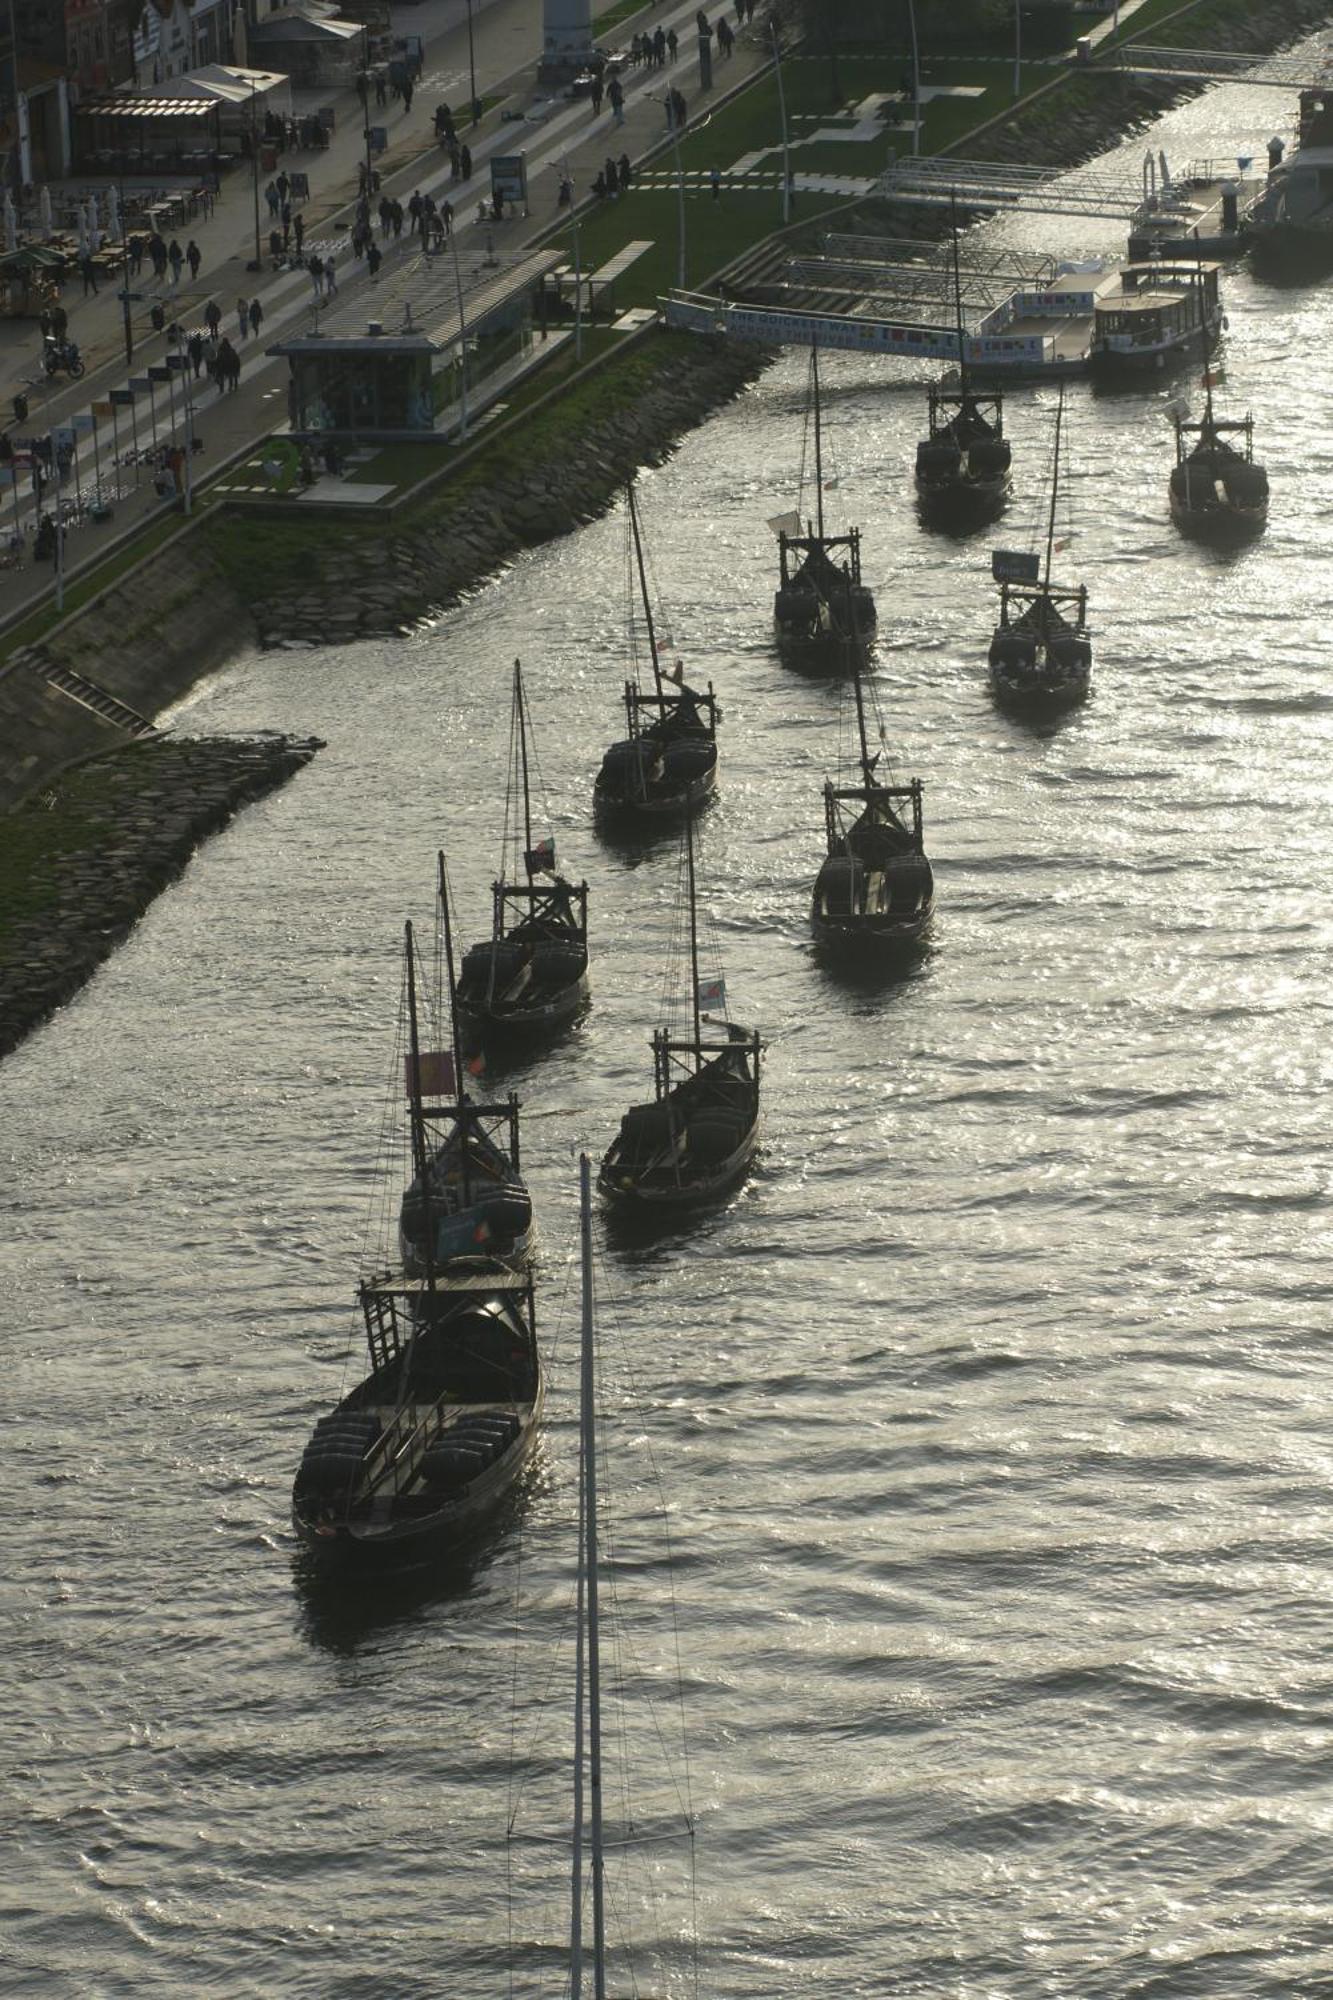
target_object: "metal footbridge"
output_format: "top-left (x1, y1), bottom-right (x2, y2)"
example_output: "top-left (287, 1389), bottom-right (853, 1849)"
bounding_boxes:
top-left (873, 156), bottom-right (1148, 219)
top-left (1096, 45), bottom-right (1331, 89)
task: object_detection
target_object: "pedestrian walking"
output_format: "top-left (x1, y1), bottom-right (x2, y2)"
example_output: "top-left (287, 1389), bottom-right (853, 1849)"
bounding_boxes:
top-left (402, 78), bottom-right (414, 114)
top-left (440, 198), bottom-right (453, 237)
top-left (150, 233), bottom-right (168, 280)
top-left (236, 294), bottom-right (249, 339)
top-left (323, 254), bottom-right (337, 298)
top-left (717, 17), bottom-right (734, 55)
top-left (307, 254), bottom-right (324, 300)
top-left (667, 26), bottom-right (678, 60)
top-left (186, 238), bottom-right (201, 281)
top-left (128, 232), bottom-right (145, 275)
top-left (79, 253), bottom-right (98, 295)
top-left (367, 240), bottom-right (382, 277)
top-left (168, 238), bottom-right (184, 286)
top-left (408, 189), bottom-right (423, 234)
top-left (219, 336), bottom-right (241, 392)
top-left (608, 75), bottom-right (624, 125)
top-left (710, 164), bottom-right (721, 199)
top-left (204, 298), bottom-right (221, 339)
top-left (450, 143), bottom-right (462, 180)
top-left (187, 329), bottom-right (204, 377)
top-left (375, 70), bottom-right (387, 108)
top-left (672, 87), bottom-right (687, 128)
top-left (460, 144), bottom-right (472, 180)
top-left (356, 70), bottom-right (369, 110)
top-left (618, 153), bottom-right (632, 192)
top-left (590, 72), bottom-right (603, 115)
top-left (249, 297), bottom-right (263, 339)
top-left (276, 170), bottom-right (290, 205)
top-left (654, 26), bottom-right (667, 65)
top-left (264, 180), bottom-right (279, 220)
top-left (293, 212), bottom-right (305, 256)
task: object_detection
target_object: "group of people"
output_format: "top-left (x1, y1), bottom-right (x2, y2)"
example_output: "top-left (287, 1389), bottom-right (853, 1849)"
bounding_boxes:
top-left (591, 155), bottom-right (634, 202)
top-left (125, 232), bottom-right (203, 289)
top-left (626, 25), bottom-right (677, 67)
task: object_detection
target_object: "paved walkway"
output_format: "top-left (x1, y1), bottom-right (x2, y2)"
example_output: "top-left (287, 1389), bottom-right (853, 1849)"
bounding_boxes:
top-left (0, 0), bottom-right (790, 630)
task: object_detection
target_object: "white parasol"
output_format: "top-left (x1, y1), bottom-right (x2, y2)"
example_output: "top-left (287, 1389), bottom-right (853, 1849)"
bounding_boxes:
top-left (76, 206), bottom-right (87, 254)
top-left (38, 184), bottom-right (52, 239)
top-left (107, 184), bottom-right (120, 238)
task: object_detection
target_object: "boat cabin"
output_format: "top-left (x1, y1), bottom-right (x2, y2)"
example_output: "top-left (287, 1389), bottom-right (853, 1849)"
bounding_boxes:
top-left (1092, 260), bottom-right (1220, 364)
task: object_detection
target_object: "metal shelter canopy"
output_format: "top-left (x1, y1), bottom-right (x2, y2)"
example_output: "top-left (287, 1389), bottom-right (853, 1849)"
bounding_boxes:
top-left (1097, 45), bottom-right (1333, 89)
top-left (873, 155), bottom-right (1148, 219)
top-left (784, 237), bottom-right (1061, 323)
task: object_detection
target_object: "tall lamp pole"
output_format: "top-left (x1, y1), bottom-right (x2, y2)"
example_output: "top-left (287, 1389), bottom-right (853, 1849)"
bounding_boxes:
top-left (448, 232), bottom-right (469, 436)
top-left (119, 180), bottom-right (133, 365)
top-left (248, 79), bottom-right (262, 269)
top-left (466, 0), bottom-right (478, 123)
top-left (771, 17), bottom-right (791, 224)
top-left (907, 0), bottom-right (921, 156)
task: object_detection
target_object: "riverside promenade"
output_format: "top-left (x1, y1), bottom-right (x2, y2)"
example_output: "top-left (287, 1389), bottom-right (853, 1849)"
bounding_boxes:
top-left (0, 0), bottom-right (785, 635)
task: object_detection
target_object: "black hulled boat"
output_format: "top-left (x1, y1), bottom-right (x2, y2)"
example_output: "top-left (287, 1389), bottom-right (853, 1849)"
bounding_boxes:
top-left (988, 387), bottom-right (1091, 712)
top-left (595, 482), bottom-right (719, 819)
top-left (600, 816), bottom-right (760, 1212)
top-left (400, 868), bottom-right (533, 1273)
top-left (772, 340), bottom-right (876, 649)
top-left (1168, 372), bottom-right (1268, 541)
top-left (915, 204), bottom-right (1011, 525)
top-left (812, 634), bottom-right (934, 956)
top-left (292, 925), bottom-right (543, 1569)
top-left (457, 659), bottom-right (590, 1042)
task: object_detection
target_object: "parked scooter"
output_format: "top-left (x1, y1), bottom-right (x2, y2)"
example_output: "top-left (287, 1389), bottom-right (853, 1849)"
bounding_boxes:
top-left (43, 336), bottom-right (84, 379)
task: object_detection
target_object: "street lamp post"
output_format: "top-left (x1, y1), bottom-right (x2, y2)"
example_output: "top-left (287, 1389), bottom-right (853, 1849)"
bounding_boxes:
top-left (448, 232), bottom-right (469, 436)
top-left (907, 0), bottom-right (921, 156)
top-left (771, 17), bottom-right (791, 225)
top-left (657, 95), bottom-right (687, 289)
top-left (466, 0), bottom-right (478, 124)
top-left (248, 79), bottom-right (262, 269)
top-left (119, 180), bottom-right (133, 366)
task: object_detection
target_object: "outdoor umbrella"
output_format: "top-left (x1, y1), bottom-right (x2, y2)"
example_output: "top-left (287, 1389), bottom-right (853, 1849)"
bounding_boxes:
top-left (76, 207), bottom-right (87, 254)
top-left (87, 199), bottom-right (101, 253)
top-left (38, 185), bottom-right (51, 238)
top-left (107, 184), bottom-right (121, 238)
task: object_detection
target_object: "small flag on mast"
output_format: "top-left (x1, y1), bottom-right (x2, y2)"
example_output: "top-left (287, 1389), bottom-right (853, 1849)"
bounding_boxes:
top-left (696, 975), bottom-right (726, 1011)
top-left (406, 1048), bottom-right (455, 1098)
top-left (525, 837), bottom-right (555, 874)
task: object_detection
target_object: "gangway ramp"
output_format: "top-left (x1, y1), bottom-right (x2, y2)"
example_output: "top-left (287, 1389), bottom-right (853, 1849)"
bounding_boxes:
top-left (1097, 45), bottom-right (1331, 90)
top-left (873, 156), bottom-right (1144, 220)
top-left (801, 237), bottom-right (1061, 320)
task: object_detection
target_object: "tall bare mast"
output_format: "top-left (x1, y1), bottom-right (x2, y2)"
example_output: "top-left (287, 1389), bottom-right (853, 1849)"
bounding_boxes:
top-left (811, 339), bottom-right (826, 543)
top-left (627, 482), bottom-right (665, 703)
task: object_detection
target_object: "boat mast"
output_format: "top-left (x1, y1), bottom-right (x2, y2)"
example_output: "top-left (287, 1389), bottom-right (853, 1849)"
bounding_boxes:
top-left (811, 339), bottom-right (825, 542)
top-left (951, 192), bottom-right (970, 400)
top-left (848, 626), bottom-right (876, 795)
top-left (514, 658), bottom-right (535, 874)
top-left (436, 851), bottom-right (464, 1100)
top-left (1042, 386), bottom-right (1064, 595)
top-left (404, 919), bottom-right (429, 1185)
top-left (579, 1152), bottom-right (609, 1998)
top-left (570, 1154), bottom-right (589, 1995)
top-left (685, 812), bottom-right (703, 1055)
top-left (627, 482), bottom-right (665, 704)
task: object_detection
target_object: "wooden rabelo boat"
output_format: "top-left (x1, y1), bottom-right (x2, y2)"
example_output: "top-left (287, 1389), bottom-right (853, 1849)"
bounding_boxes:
top-left (600, 816), bottom-right (760, 1212)
top-left (399, 866), bottom-right (533, 1274)
top-left (594, 482), bottom-right (719, 819)
top-left (989, 387), bottom-right (1092, 712)
top-left (457, 659), bottom-right (589, 1042)
top-left (772, 340), bottom-right (876, 648)
top-left (915, 203), bottom-right (1012, 525)
top-left (292, 924), bottom-right (542, 1569)
top-left (812, 639), bottom-right (933, 956)
top-left (1168, 372), bottom-right (1268, 541)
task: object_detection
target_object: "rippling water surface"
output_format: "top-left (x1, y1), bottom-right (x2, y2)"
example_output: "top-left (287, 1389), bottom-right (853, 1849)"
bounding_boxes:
top-left (5, 70), bottom-right (1333, 1999)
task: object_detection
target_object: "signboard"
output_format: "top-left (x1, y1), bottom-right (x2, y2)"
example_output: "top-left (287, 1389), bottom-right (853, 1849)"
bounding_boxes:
top-left (49, 425), bottom-right (76, 451)
top-left (491, 154), bottom-right (527, 208)
top-left (991, 548), bottom-right (1040, 583)
top-left (109, 387), bottom-right (136, 405)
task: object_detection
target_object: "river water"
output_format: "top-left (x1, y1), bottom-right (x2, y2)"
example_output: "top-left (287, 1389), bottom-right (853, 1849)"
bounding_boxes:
top-left (5, 68), bottom-right (1333, 2000)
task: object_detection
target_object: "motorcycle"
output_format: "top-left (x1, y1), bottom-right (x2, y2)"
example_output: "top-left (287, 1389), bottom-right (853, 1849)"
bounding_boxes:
top-left (43, 336), bottom-right (84, 379)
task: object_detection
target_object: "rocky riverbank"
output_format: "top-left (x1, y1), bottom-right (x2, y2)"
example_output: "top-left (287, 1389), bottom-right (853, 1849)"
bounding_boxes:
top-left (0, 733), bottom-right (322, 1061)
top-left (241, 333), bottom-right (771, 647)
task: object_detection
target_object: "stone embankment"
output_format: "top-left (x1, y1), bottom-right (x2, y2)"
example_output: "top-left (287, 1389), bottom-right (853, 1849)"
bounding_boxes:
top-left (248, 335), bottom-right (770, 646)
top-left (0, 733), bottom-right (322, 1061)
